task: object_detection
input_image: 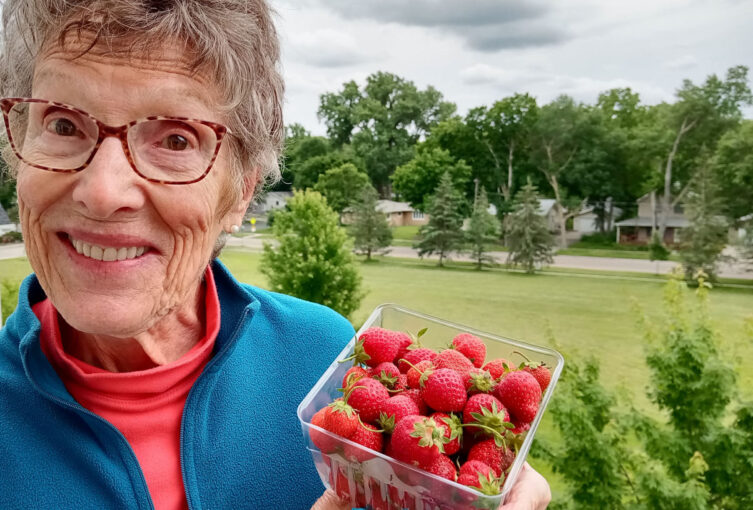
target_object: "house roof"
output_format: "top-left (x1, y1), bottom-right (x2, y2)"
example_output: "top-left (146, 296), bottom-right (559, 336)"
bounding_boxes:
top-left (574, 206), bottom-right (624, 218)
top-left (615, 216), bottom-right (690, 228)
top-left (538, 199), bottom-right (556, 216)
top-left (0, 204), bottom-right (11, 225)
top-left (376, 200), bottom-right (414, 214)
top-left (263, 191), bottom-right (293, 201)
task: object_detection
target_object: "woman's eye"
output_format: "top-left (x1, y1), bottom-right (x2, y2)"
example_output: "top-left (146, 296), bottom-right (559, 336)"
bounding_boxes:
top-left (161, 134), bottom-right (190, 151)
top-left (46, 118), bottom-right (78, 137)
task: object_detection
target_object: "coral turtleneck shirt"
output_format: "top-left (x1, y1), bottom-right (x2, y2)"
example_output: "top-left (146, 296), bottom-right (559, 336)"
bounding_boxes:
top-left (33, 268), bottom-right (220, 510)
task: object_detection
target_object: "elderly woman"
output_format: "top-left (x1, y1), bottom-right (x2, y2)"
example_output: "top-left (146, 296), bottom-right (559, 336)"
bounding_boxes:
top-left (0, 1), bottom-right (550, 509)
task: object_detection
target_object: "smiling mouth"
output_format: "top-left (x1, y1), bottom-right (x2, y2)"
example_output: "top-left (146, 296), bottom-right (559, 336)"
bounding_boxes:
top-left (67, 234), bottom-right (150, 262)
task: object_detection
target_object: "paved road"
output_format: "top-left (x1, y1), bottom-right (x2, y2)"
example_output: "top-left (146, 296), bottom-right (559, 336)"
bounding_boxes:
top-left (225, 236), bottom-right (753, 280)
top-left (2, 239), bottom-right (751, 280)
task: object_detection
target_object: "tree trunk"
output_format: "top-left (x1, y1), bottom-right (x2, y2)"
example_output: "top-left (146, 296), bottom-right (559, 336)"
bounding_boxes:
top-left (548, 174), bottom-right (567, 248)
top-left (658, 117), bottom-right (696, 239)
top-left (650, 190), bottom-right (657, 239)
top-left (505, 141), bottom-right (514, 202)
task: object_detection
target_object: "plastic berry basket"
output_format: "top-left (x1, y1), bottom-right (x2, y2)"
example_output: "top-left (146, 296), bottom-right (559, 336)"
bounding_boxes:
top-left (297, 304), bottom-right (564, 509)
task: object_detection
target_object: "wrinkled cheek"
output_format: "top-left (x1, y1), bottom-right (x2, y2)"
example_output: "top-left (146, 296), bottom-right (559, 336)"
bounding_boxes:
top-left (17, 192), bottom-right (56, 292)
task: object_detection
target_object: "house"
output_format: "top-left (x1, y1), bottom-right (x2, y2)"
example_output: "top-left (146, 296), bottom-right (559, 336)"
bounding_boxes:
top-left (615, 193), bottom-right (689, 245)
top-left (341, 200), bottom-right (429, 227)
top-left (0, 204), bottom-right (16, 235)
top-left (537, 199), bottom-right (559, 233)
top-left (248, 191), bottom-right (293, 215)
top-left (573, 203), bottom-right (624, 234)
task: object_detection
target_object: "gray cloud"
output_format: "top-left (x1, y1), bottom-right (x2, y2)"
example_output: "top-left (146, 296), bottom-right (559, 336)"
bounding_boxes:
top-left (314, 0), bottom-right (569, 51)
top-left (286, 29), bottom-right (375, 68)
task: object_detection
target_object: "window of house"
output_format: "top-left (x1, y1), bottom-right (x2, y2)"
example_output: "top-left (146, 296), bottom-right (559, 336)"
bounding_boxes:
top-left (412, 211), bottom-right (424, 220)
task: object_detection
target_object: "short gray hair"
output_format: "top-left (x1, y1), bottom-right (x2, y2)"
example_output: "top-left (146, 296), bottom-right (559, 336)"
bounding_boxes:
top-left (0, 0), bottom-right (284, 202)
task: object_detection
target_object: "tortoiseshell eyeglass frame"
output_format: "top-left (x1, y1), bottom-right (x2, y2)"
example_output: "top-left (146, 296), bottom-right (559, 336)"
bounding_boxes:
top-left (0, 97), bottom-right (230, 185)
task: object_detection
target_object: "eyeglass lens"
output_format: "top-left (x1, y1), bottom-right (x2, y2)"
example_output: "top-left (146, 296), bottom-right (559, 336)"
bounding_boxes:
top-left (6, 101), bottom-right (220, 182)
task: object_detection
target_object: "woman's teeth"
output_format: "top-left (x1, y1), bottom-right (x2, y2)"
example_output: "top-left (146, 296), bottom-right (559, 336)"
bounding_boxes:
top-left (68, 236), bottom-right (147, 261)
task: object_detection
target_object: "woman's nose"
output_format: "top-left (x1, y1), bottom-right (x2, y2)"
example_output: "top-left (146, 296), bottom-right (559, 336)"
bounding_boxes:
top-left (70, 137), bottom-right (146, 218)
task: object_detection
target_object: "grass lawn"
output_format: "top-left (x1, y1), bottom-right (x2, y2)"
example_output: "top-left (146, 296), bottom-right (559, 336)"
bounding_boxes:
top-left (557, 247), bottom-right (681, 261)
top-left (3, 251), bottom-right (752, 499)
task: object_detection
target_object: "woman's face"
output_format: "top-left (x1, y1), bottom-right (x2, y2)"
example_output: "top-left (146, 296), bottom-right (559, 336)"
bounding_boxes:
top-left (16, 44), bottom-right (251, 338)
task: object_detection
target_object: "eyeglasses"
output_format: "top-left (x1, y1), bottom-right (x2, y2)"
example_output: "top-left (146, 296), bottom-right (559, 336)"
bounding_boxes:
top-left (0, 98), bottom-right (229, 185)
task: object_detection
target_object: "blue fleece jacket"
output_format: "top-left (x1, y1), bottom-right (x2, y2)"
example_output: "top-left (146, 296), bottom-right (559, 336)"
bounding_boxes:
top-left (0, 260), bottom-right (355, 510)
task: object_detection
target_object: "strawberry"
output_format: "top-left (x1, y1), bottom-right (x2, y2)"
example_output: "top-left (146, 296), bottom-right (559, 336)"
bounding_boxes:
top-left (513, 351), bottom-right (552, 392)
top-left (390, 415), bottom-right (447, 469)
top-left (451, 333), bottom-right (486, 368)
top-left (393, 331), bottom-right (414, 364)
top-left (344, 422), bottom-right (383, 463)
top-left (310, 400), bottom-right (359, 453)
top-left (493, 370), bottom-right (542, 424)
top-left (407, 359), bottom-right (435, 389)
top-left (310, 407), bottom-right (337, 453)
top-left (457, 460), bottom-right (501, 495)
top-left (342, 366), bottom-right (369, 390)
top-left (402, 388), bottom-right (429, 415)
top-left (483, 358), bottom-right (512, 380)
top-left (377, 395), bottom-right (420, 434)
top-left (397, 347), bottom-right (437, 373)
top-left (510, 418), bottom-right (531, 435)
top-left (421, 368), bottom-right (468, 413)
top-left (465, 368), bottom-right (496, 394)
top-left (431, 412), bottom-right (462, 455)
top-left (348, 377), bottom-right (390, 424)
top-left (462, 393), bottom-right (512, 438)
top-left (348, 327), bottom-right (400, 368)
top-left (434, 348), bottom-right (474, 380)
top-left (370, 362), bottom-right (401, 389)
top-left (467, 438), bottom-right (515, 478)
top-left (426, 454), bottom-right (457, 481)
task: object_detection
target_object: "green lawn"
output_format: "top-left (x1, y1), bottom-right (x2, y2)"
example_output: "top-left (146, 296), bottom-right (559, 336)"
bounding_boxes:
top-left (557, 247), bottom-right (682, 261)
top-left (3, 251), bottom-right (752, 499)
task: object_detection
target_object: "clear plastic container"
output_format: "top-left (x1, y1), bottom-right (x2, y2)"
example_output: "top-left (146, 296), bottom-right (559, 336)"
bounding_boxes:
top-left (297, 304), bottom-right (564, 509)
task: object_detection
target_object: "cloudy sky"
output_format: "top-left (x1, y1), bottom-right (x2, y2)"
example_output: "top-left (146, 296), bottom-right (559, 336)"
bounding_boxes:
top-left (273, 0), bottom-right (753, 135)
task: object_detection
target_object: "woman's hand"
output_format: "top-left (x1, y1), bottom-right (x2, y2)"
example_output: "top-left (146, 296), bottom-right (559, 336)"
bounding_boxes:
top-left (311, 462), bottom-right (550, 510)
top-left (500, 462), bottom-right (551, 510)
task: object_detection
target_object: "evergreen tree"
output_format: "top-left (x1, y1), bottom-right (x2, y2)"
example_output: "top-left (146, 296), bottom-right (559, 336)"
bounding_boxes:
top-left (261, 190), bottom-right (364, 318)
top-left (505, 180), bottom-right (554, 273)
top-left (350, 185), bottom-right (392, 261)
top-left (415, 172), bottom-right (465, 267)
top-left (466, 187), bottom-right (501, 270)
top-left (679, 161), bottom-right (729, 281)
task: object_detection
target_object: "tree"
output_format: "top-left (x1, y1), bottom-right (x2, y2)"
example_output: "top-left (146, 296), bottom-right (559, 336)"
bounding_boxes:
top-left (505, 180), bottom-right (554, 273)
top-left (313, 163), bottom-right (371, 215)
top-left (679, 160), bottom-right (729, 281)
top-left (466, 187), bottom-right (501, 270)
top-left (415, 172), bottom-right (466, 267)
top-left (391, 145), bottom-right (472, 212)
top-left (260, 190), bottom-right (364, 318)
top-left (318, 71), bottom-right (456, 194)
top-left (712, 120), bottom-right (753, 223)
top-left (350, 185), bottom-right (392, 261)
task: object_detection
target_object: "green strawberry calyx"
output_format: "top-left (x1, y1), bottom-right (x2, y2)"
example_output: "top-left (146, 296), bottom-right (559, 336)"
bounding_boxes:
top-left (410, 417), bottom-right (448, 454)
top-left (475, 472), bottom-right (502, 496)
top-left (339, 339), bottom-right (372, 366)
top-left (467, 370), bottom-right (495, 393)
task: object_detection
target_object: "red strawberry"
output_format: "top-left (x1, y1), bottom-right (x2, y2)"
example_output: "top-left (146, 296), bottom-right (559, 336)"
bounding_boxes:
top-left (434, 349), bottom-right (474, 379)
top-left (426, 454), bottom-right (457, 481)
top-left (421, 368), bottom-right (468, 413)
top-left (370, 361), bottom-right (401, 389)
top-left (402, 388), bottom-right (428, 415)
top-left (397, 347), bottom-right (438, 373)
top-left (377, 395), bottom-right (420, 433)
top-left (483, 358), bottom-right (512, 380)
top-left (310, 400), bottom-right (359, 453)
top-left (465, 368), bottom-right (496, 394)
top-left (431, 412), bottom-right (462, 455)
top-left (393, 331), bottom-right (414, 364)
top-left (457, 460), bottom-right (501, 495)
top-left (310, 407), bottom-right (337, 453)
top-left (467, 438), bottom-right (515, 477)
top-left (348, 378), bottom-right (390, 424)
top-left (394, 374), bottom-right (409, 392)
top-left (342, 366), bottom-right (369, 389)
top-left (390, 415), bottom-right (447, 469)
top-left (462, 393), bottom-right (511, 437)
top-left (524, 364), bottom-right (552, 392)
top-left (510, 418), bottom-right (531, 435)
top-left (350, 327), bottom-right (400, 368)
top-left (344, 422), bottom-right (384, 462)
top-left (493, 370), bottom-right (542, 424)
top-left (451, 333), bottom-right (486, 368)
top-left (407, 359), bottom-right (435, 389)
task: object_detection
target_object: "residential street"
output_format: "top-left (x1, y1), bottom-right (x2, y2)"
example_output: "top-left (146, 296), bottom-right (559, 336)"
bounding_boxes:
top-left (1, 239), bottom-right (750, 280)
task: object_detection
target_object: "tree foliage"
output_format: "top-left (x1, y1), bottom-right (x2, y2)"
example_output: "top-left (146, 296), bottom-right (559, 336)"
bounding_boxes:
top-left (260, 190), bottom-right (364, 318)
top-left (349, 185), bottom-right (392, 261)
top-left (313, 163), bottom-right (371, 215)
top-left (391, 145), bottom-right (472, 211)
top-left (415, 172), bottom-right (466, 267)
top-left (505, 181), bottom-right (554, 273)
top-left (466, 187), bottom-right (501, 270)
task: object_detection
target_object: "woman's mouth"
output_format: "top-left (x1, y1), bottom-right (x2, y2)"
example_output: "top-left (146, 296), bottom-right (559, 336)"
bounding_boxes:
top-left (66, 234), bottom-right (150, 262)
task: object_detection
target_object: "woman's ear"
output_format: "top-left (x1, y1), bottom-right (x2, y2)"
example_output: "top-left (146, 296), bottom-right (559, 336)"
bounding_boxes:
top-left (225, 172), bottom-right (258, 227)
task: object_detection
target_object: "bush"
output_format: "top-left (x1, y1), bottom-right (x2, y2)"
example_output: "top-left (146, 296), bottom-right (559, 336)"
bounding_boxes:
top-left (0, 231), bottom-right (22, 244)
top-left (1, 278), bottom-right (20, 325)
